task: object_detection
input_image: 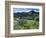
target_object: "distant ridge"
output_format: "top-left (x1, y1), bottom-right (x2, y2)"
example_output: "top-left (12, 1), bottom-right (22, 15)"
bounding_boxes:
top-left (14, 10), bottom-right (39, 17)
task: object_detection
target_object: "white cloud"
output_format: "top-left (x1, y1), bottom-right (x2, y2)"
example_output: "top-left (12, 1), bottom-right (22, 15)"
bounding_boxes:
top-left (34, 10), bottom-right (39, 12)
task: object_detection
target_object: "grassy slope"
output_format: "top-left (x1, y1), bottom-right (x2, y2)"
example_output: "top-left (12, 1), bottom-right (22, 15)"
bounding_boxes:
top-left (14, 19), bottom-right (39, 30)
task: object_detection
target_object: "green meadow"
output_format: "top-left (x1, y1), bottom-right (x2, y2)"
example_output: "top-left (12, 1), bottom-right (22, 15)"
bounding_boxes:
top-left (14, 18), bottom-right (39, 30)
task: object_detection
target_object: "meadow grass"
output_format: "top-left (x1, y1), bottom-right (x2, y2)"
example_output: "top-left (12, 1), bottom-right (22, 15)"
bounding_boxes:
top-left (14, 19), bottom-right (39, 30)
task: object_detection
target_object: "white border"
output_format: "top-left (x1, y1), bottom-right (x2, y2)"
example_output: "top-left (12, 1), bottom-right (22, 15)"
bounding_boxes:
top-left (10, 5), bottom-right (42, 33)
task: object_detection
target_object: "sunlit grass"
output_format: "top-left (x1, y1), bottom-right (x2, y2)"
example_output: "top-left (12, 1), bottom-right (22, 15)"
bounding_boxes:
top-left (14, 19), bottom-right (39, 30)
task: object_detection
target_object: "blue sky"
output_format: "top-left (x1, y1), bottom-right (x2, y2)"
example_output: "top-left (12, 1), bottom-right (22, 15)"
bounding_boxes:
top-left (13, 8), bottom-right (39, 13)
